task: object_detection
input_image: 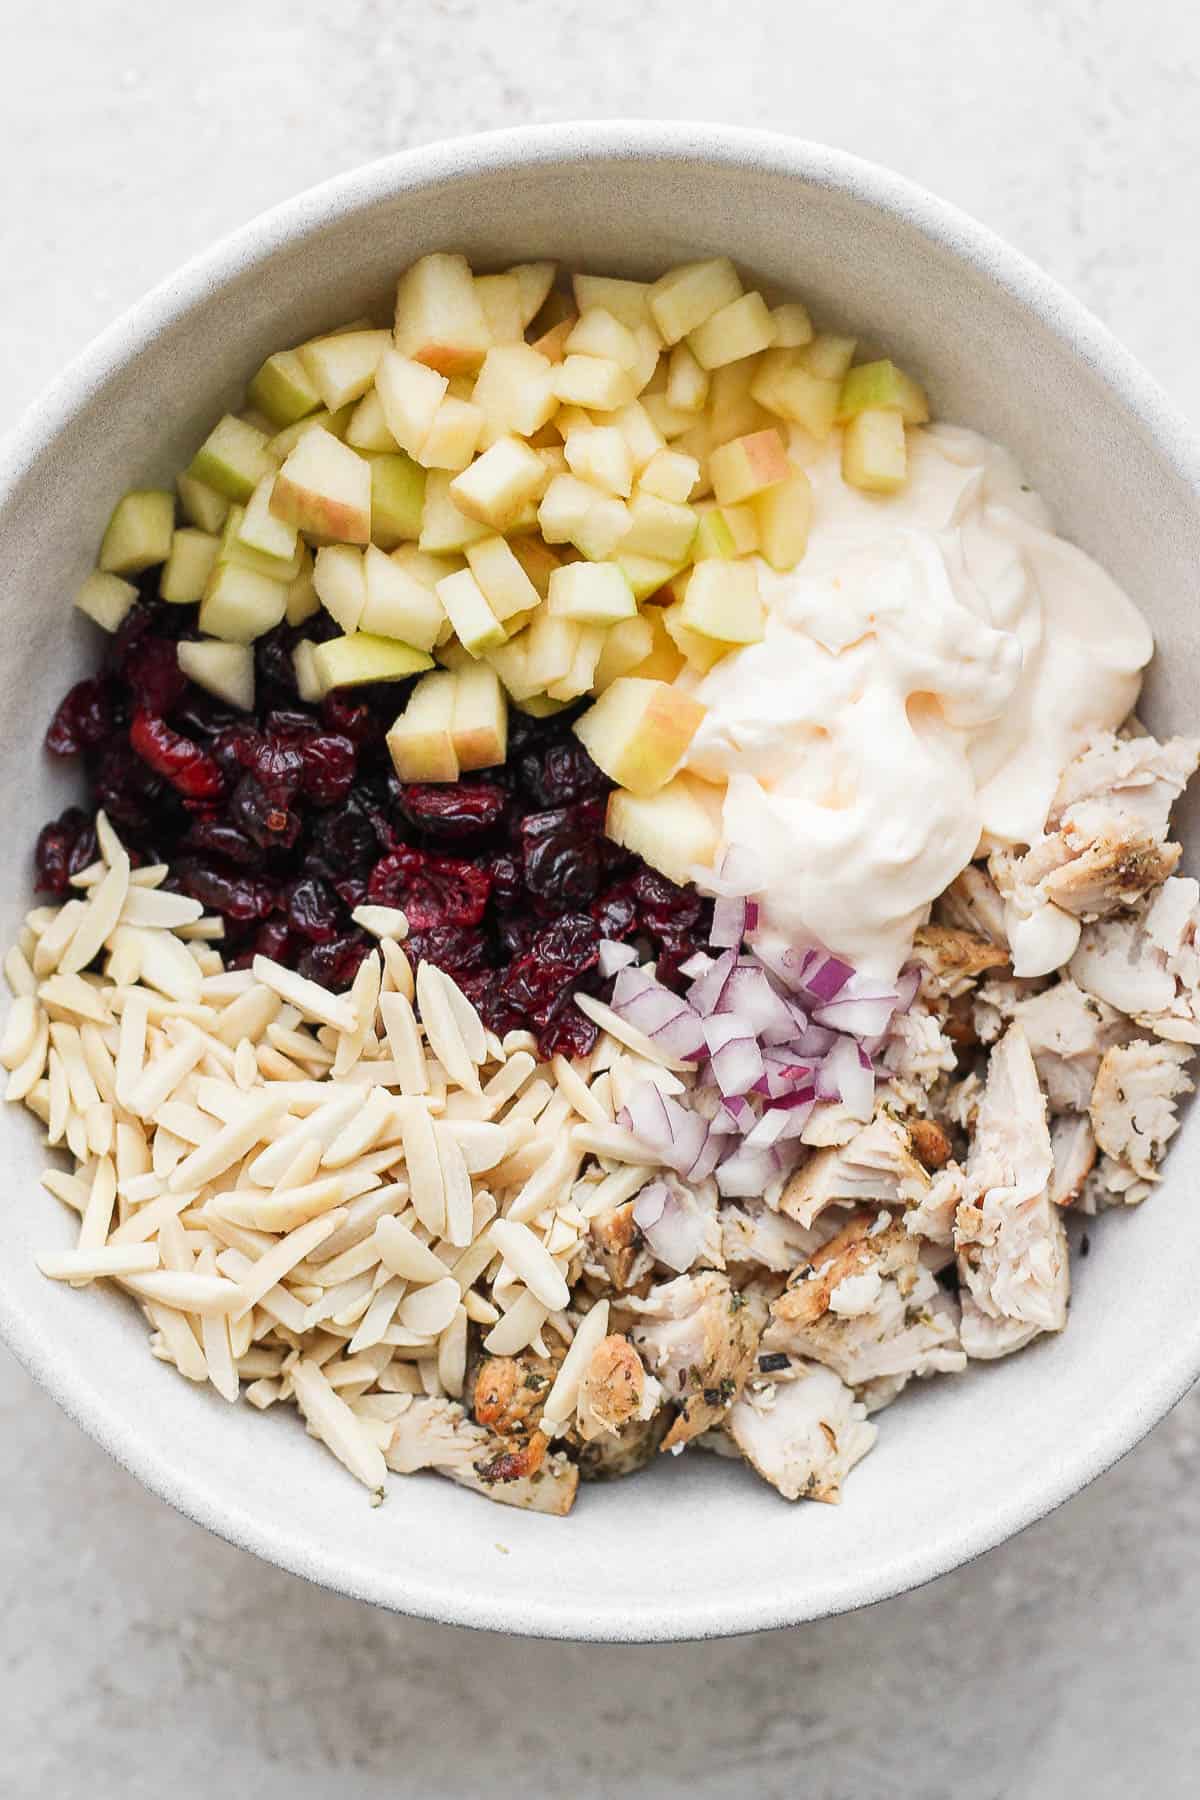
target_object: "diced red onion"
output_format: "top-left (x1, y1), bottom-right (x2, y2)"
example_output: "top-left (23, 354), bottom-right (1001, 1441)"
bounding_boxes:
top-left (811, 993), bottom-right (898, 1038)
top-left (612, 970), bottom-right (705, 1060)
top-left (710, 894), bottom-right (748, 950)
top-left (597, 940), bottom-right (640, 979)
top-left (678, 951), bottom-right (716, 981)
top-left (715, 965), bottom-right (797, 1041)
top-left (716, 1143), bottom-right (783, 1198)
top-left (822, 1033), bottom-right (876, 1120)
top-left (686, 948), bottom-right (737, 1018)
top-left (632, 1181), bottom-right (667, 1229)
top-left (745, 901), bottom-right (760, 933)
top-left (703, 1015), bottom-right (765, 1098)
top-left (895, 965), bottom-right (921, 1013)
top-left (803, 954), bottom-right (855, 1002)
top-left (745, 1108), bottom-right (791, 1149)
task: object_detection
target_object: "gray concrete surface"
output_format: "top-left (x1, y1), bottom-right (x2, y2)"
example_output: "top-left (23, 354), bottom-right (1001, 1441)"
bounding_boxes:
top-left (3, 2), bottom-right (1198, 1794)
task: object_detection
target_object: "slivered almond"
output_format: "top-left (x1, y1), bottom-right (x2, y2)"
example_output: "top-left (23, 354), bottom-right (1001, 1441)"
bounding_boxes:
top-left (415, 962), bottom-right (479, 1094)
top-left (322, 1085), bottom-right (395, 1169)
top-left (209, 1175), bottom-right (348, 1233)
top-left (168, 1090), bottom-right (290, 1192)
top-left (396, 1276), bottom-right (460, 1336)
top-left (542, 1297), bottom-right (610, 1434)
top-left (376, 1214), bottom-right (452, 1284)
top-left (395, 1097), bottom-right (445, 1236)
top-left (483, 1288), bottom-right (549, 1356)
top-left (435, 1124), bottom-right (474, 1248)
top-left (488, 1219), bottom-right (571, 1310)
top-left (377, 990), bottom-right (428, 1095)
top-left (120, 1270), bottom-right (243, 1315)
top-left (119, 888), bottom-right (205, 929)
top-left (252, 956), bottom-right (356, 1034)
top-left (37, 1244), bottom-right (160, 1282)
top-left (230, 1208), bottom-right (348, 1320)
top-left (351, 904), bottom-right (410, 941)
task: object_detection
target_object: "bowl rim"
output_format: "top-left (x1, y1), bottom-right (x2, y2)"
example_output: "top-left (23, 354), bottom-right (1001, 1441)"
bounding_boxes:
top-left (2, 118), bottom-right (1199, 1642)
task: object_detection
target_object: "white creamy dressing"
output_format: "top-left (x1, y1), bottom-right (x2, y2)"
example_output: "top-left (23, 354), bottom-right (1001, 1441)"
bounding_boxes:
top-left (683, 424), bottom-right (1154, 983)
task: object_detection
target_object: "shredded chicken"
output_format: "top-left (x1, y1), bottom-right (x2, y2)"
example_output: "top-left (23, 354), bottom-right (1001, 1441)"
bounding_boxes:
top-left (623, 1272), bottom-right (766, 1450)
top-left (879, 1002), bottom-right (958, 1116)
top-left (911, 924), bottom-right (1009, 999)
top-left (951, 1024), bottom-right (1070, 1358)
top-left (576, 1410), bottom-right (669, 1480)
top-left (720, 1200), bottom-right (834, 1272)
top-left (575, 1334), bottom-right (651, 1440)
top-left (1071, 877), bottom-right (1200, 1043)
top-left (1088, 1039), bottom-right (1194, 1202)
top-left (935, 861), bottom-right (1009, 945)
top-left (386, 1396), bottom-right (579, 1514)
top-left (725, 1363), bottom-right (877, 1503)
top-left (1049, 1111), bottom-right (1097, 1207)
top-left (779, 1113), bottom-right (932, 1229)
top-left (991, 730), bottom-right (1199, 927)
top-left (587, 1197), bottom-right (654, 1292)
top-left (975, 974), bottom-right (1129, 1112)
top-left (762, 1208), bottom-right (965, 1391)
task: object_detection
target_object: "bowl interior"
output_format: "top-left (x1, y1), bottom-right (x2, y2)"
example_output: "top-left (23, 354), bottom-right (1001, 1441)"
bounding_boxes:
top-left (3, 128), bottom-right (1199, 1640)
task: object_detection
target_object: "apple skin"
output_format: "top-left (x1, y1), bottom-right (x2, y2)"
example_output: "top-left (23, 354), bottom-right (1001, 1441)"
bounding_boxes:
top-left (708, 428), bottom-right (790, 506)
top-left (450, 663), bottom-right (508, 771)
top-left (393, 253), bottom-right (491, 376)
top-left (387, 670), bottom-right (460, 782)
top-left (573, 676), bottom-right (708, 798)
top-left (836, 359), bottom-right (929, 425)
top-left (312, 633), bottom-right (434, 692)
top-left (270, 428), bottom-right (372, 544)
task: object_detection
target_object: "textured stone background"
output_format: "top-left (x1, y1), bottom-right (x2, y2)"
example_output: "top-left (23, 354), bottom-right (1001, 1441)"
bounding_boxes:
top-left (3, 3), bottom-right (1198, 1794)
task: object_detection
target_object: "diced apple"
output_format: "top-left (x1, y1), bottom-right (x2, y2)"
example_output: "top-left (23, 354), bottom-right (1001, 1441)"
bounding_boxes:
top-left (238, 473), bottom-right (300, 564)
top-left (648, 258), bottom-right (743, 346)
top-left (638, 449), bottom-right (700, 505)
top-left (666, 343), bottom-right (709, 414)
top-left (688, 291), bottom-right (776, 371)
top-left (313, 633), bottom-right (434, 692)
top-left (529, 315), bottom-right (576, 364)
top-left (271, 427), bottom-right (371, 543)
top-left (199, 564), bottom-right (288, 644)
top-left (751, 353), bottom-right (839, 440)
top-left (799, 333), bottom-right (857, 380)
top-left (217, 504), bottom-right (303, 583)
top-left (629, 323), bottom-right (663, 395)
top-left (387, 670), bottom-right (460, 782)
top-left (506, 535), bottom-right (562, 600)
top-left (572, 274), bottom-right (654, 330)
top-left (392, 544), bottom-right (463, 589)
top-left (708, 429), bottom-right (790, 505)
top-left (470, 343), bottom-right (558, 447)
top-left (393, 252), bottom-right (491, 376)
top-left (837, 359), bottom-right (930, 425)
top-left (752, 468), bottom-right (813, 571)
top-left (176, 639), bottom-right (255, 710)
top-left (286, 548), bottom-right (319, 625)
top-left (160, 528), bottom-right (220, 604)
top-left (592, 614), bottom-right (655, 695)
top-left (346, 388), bottom-right (400, 452)
top-left (565, 309), bottom-right (640, 372)
top-left (680, 559), bottom-right (764, 644)
top-left (435, 569), bottom-right (506, 655)
top-left (510, 261), bottom-right (557, 326)
top-left (574, 677), bottom-right (707, 797)
top-left (547, 561), bottom-right (636, 625)
top-left (548, 623), bottom-right (606, 700)
top-left (606, 774), bottom-right (723, 885)
top-left (662, 600), bottom-right (732, 674)
top-left (464, 535), bottom-right (541, 622)
top-left (553, 355), bottom-right (636, 413)
top-left (514, 693), bottom-right (573, 719)
top-left (358, 544), bottom-right (445, 650)
top-left (297, 330), bottom-right (390, 412)
top-left (436, 638), bottom-right (477, 674)
top-left (313, 545), bottom-right (367, 633)
top-left (74, 570), bottom-right (137, 633)
top-left (610, 400), bottom-right (666, 473)
top-left (293, 640), bottom-right (325, 702)
top-left (692, 507), bottom-right (736, 561)
top-left (187, 414), bottom-right (273, 503)
top-left (641, 392), bottom-right (699, 441)
top-left (629, 604), bottom-right (686, 682)
top-left (98, 490), bottom-right (175, 575)
top-left (176, 472), bottom-right (229, 534)
top-left (523, 608), bottom-right (580, 692)
top-left (474, 272), bottom-right (525, 345)
top-left (614, 552), bottom-right (687, 602)
top-left (450, 437), bottom-right (548, 532)
top-left (450, 661), bottom-right (508, 770)
top-left (369, 452), bottom-right (427, 549)
top-left (248, 348), bottom-right (322, 427)
top-left (418, 396), bottom-right (484, 472)
top-left (771, 302), bottom-right (814, 348)
top-left (265, 403), bottom-right (354, 463)
top-left (538, 474), bottom-right (629, 561)
top-left (483, 632), bottom-right (543, 704)
top-left (842, 408), bottom-right (908, 493)
top-left (562, 424), bottom-right (634, 497)
top-left (375, 350), bottom-right (449, 458)
top-left (707, 358), bottom-right (771, 446)
top-left (621, 492), bottom-right (697, 563)
top-left (418, 471), bottom-right (491, 554)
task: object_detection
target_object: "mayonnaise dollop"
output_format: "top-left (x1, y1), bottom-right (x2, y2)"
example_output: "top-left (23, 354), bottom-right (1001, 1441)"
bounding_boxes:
top-left (684, 425), bottom-right (1153, 983)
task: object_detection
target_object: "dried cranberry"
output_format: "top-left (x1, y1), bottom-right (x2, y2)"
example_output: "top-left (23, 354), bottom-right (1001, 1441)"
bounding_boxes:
top-left (591, 883), bottom-right (638, 939)
top-left (173, 860), bottom-right (278, 921)
top-left (519, 806), bottom-right (603, 910)
top-left (284, 876), bottom-right (343, 943)
top-left (255, 624), bottom-right (300, 699)
top-left (488, 853), bottom-right (523, 909)
top-left (404, 926), bottom-right (490, 977)
top-left (234, 734), bottom-right (305, 804)
top-left (172, 691), bottom-right (246, 738)
top-left (182, 815), bottom-right (265, 868)
top-left (393, 782), bottom-right (506, 840)
top-left (537, 999), bottom-right (598, 1060)
top-left (253, 919), bottom-right (295, 962)
top-left (321, 691), bottom-right (381, 747)
top-left (34, 808), bottom-right (97, 893)
top-left (265, 708), bottom-right (320, 739)
top-left (368, 848), bottom-right (492, 929)
top-left (130, 710), bottom-right (226, 801)
top-left (91, 740), bottom-right (169, 834)
top-left (299, 733), bottom-right (357, 806)
top-left (228, 773), bottom-right (301, 851)
top-left (516, 738), bottom-right (610, 809)
top-left (124, 636), bottom-right (189, 715)
top-left (309, 790), bottom-right (391, 879)
top-left (296, 931), bottom-right (371, 989)
top-left (531, 913), bottom-right (601, 971)
top-left (45, 678), bottom-right (116, 758)
top-left (634, 867), bottom-right (702, 933)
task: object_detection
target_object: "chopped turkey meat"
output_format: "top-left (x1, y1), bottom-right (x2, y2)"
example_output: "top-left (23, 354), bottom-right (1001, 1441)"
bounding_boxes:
top-left (624, 1271), bottom-right (766, 1450)
top-left (1071, 877), bottom-right (1200, 1043)
top-left (762, 1208), bottom-right (966, 1389)
top-left (725, 1363), bottom-right (877, 1503)
top-left (911, 924), bottom-right (1009, 999)
top-left (386, 1396), bottom-right (579, 1514)
top-left (879, 1002), bottom-right (958, 1116)
top-left (575, 1334), bottom-right (652, 1440)
top-left (577, 1409), bottom-right (670, 1479)
top-left (779, 1113), bottom-right (932, 1229)
top-left (935, 862), bottom-right (1010, 946)
top-left (586, 1197), bottom-right (654, 1292)
top-left (1088, 1039), bottom-right (1194, 1201)
top-left (720, 1200), bottom-right (836, 1272)
top-left (1049, 1110), bottom-right (1097, 1207)
top-left (952, 1023), bottom-right (1069, 1357)
top-left (975, 974), bottom-right (1129, 1112)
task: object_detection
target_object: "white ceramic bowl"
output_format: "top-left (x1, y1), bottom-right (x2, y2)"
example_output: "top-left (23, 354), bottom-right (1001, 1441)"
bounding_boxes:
top-left (3, 121), bottom-right (1199, 1642)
